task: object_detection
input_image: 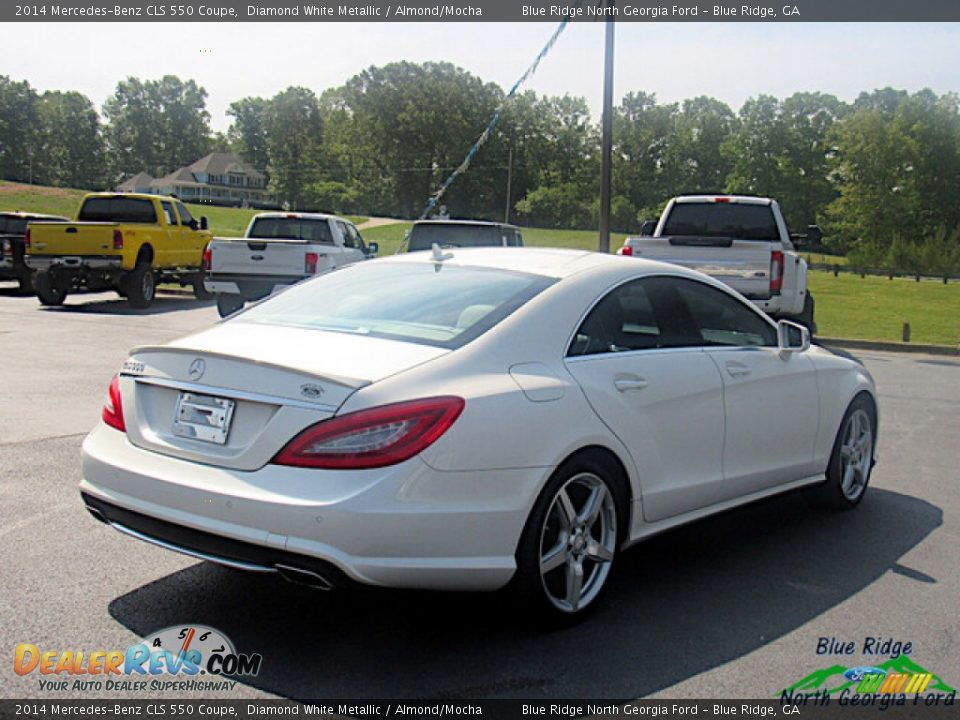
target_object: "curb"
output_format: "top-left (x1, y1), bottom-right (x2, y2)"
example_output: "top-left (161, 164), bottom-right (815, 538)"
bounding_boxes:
top-left (817, 336), bottom-right (959, 357)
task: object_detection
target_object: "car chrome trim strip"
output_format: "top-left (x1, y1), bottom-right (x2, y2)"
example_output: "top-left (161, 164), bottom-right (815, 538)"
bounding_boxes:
top-left (108, 520), bottom-right (276, 573)
top-left (128, 375), bottom-right (339, 412)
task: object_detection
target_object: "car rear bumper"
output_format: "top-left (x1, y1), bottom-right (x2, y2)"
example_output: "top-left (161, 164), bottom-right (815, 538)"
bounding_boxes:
top-left (80, 423), bottom-right (540, 591)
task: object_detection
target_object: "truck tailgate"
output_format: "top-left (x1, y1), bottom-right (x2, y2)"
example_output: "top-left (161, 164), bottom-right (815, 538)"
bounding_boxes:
top-left (27, 222), bottom-right (119, 256)
top-left (209, 238), bottom-right (321, 277)
top-left (626, 236), bottom-right (774, 299)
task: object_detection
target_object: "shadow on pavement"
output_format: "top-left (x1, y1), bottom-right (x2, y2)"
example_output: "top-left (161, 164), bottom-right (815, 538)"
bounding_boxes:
top-left (108, 488), bottom-right (941, 700)
top-left (37, 291), bottom-right (213, 316)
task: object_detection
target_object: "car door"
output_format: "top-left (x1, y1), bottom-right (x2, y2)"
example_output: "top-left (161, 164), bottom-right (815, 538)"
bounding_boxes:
top-left (336, 221), bottom-right (366, 265)
top-left (668, 277), bottom-right (820, 499)
top-left (564, 277), bottom-right (727, 523)
top-left (174, 201), bottom-right (203, 266)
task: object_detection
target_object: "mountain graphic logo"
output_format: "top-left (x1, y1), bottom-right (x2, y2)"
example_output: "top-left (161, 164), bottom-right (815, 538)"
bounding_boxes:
top-left (780, 656), bottom-right (955, 697)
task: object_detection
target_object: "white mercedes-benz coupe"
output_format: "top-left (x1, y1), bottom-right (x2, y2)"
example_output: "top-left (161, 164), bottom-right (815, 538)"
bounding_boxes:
top-left (81, 247), bottom-right (878, 618)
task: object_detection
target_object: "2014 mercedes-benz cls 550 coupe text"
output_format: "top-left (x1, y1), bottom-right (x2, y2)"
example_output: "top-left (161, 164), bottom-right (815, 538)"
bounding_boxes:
top-left (81, 247), bottom-right (878, 618)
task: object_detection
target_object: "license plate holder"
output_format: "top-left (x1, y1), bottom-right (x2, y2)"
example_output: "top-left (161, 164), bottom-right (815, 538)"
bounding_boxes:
top-left (172, 392), bottom-right (235, 445)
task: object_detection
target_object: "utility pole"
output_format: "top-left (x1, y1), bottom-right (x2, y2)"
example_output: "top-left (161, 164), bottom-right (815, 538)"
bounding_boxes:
top-left (504, 147), bottom-right (513, 223)
top-left (598, 15), bottom-right (615, 253)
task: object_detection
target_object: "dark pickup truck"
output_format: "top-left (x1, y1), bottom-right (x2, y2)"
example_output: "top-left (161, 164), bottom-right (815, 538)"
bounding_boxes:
top-left (0, 212), bottom-right (69, 293)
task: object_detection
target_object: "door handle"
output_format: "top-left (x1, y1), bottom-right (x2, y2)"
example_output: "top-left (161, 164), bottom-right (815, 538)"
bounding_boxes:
top-left (725, 362), bottom-right (751, 378)
top-left (614, 376), bottom-right (648, 392)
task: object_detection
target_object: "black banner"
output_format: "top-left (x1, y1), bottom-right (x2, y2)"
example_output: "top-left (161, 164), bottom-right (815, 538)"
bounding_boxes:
top-left (1, 700), bottom-right (959, 719)
top-left (6, 0), bottom-right (960, 22)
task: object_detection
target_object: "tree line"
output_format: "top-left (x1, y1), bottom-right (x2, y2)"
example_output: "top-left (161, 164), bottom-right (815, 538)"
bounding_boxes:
top-left (2, 66), bottom-right (959, 269)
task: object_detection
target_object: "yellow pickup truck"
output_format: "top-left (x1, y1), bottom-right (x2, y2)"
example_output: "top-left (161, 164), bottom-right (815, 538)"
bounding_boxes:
top-left (25, 193), bottom-right (212, 308)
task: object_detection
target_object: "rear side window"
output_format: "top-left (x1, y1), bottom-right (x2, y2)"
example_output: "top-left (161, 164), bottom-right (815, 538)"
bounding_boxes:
top-left (249, 217), bottom-right (333, 243)
top-left (161, 201), bottom-right (178, 225)
top-left (568, 280), bottom-right (662, 356)
top-left (78, 197), bottom-right (158, 224)
top-left (662, 202), bottom-right (779, 241)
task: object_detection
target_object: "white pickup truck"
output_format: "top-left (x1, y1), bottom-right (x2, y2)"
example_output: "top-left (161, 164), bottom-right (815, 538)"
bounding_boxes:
top-left (204, 212), bottom-right (377, 317)
top-left (618, 195), bottom-right (820, 331)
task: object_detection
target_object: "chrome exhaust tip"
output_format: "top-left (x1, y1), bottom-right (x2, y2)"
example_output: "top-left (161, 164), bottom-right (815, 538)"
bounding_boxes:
top-left (275, 563), bottom-right (335, 591)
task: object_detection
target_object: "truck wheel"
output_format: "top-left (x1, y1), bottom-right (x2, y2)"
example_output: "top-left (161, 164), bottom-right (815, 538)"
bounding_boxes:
top-left (126, 263), bottom-right (156, 309)
top-left (797, 293), bottom-right (817, 335)
top-left (17, 272), bottom-right (34, 295)
top-left (34, 272), bottom-right (68, 306)
top-left (216, 294), bottom-right (244, 318)
top-left (192, 274), bottom-right (213, 300)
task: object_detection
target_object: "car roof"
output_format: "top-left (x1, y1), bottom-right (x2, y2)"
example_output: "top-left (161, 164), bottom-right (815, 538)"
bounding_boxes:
top-left (252, 212), bottom-right (346, 222)
top-left (377, 245), bottom-right (701, 281)
top-left (673, 195), bottom-right (772, 206)
top-left (413, 219), bottom-right (520, 230)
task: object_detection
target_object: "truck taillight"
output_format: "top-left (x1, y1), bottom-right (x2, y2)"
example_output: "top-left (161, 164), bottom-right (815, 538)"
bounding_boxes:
top-left (619, 245), bottom-right (633, 256)
top-left (770, 250), bottom-right (784, 295)
top-left (305, 252), bottom-right (319, 275)
top-left (202, 245), bottom-right (212, 272)
top-left (24, 228), bottom-right (30, 249)
top-left (113, 230), bottom-right (123, 250)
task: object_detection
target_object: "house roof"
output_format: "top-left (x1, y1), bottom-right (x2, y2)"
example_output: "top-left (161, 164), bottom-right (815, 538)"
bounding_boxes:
top-left (151, 167), bottom-right (202, 188)
top-left (116, 172), bottom-right (155, 192)
top-left (188, 152), bottom-right (265, 180)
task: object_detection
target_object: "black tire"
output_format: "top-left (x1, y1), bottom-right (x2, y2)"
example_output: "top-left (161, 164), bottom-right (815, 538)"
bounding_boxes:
top-left (126, 263), bottom-right (156, 309)
top-left (797, 293), bottom-right (817, 335)
top-left (34, 271), bottom-right (68, 306)
top-left (192, 274), bottom-right (213, 301)
top-left (512, 451), bottom-right (626, 621)
top-left (216, 294), bottom-right (244, 318)
top-left (17, 273), bottom-right (34, 295)
top-left (818, 394), bottom-right (876, 510)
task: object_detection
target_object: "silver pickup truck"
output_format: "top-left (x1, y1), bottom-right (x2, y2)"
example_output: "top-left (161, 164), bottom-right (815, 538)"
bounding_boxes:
top-left (204, 212), bottom-right (377, 317)
top-left (618, 195), bottom-right (819, 331)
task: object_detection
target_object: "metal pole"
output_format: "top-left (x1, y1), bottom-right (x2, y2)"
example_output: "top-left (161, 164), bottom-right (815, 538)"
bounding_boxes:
top-left (598, 16), bottom-right (615, 253)
top-left (504, 146), bottom-right (513, 224)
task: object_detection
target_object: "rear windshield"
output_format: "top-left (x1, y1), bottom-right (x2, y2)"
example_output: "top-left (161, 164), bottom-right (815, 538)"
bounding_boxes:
top-left (78, 197), bottom-right (158, 224)
top-left (408, 224), bottom-right (509, 252)
top-left (238, 261), bottom-right (555, 349)
top-left (662, 202), bottom-right (780, 241)
top-left (0, 216), bottom-right (63, 235)
top-left (249, 217), bottom-right (333, 243)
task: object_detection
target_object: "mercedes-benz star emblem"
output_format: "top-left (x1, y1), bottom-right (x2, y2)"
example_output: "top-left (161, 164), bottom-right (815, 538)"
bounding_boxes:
top-left (188, 358), bottom-right (206, 381)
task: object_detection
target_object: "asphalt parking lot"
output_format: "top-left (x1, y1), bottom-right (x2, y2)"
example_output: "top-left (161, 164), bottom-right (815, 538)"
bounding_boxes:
top-left (1, 285), bottom-right (957, 701)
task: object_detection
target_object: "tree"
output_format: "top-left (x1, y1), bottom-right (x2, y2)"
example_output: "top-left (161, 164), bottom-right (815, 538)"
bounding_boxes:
top-left (36, 91), bottom-right (106, 189)
top-left (227, 97), bottom-right (270, 172)
top-left (103, 75), bottom-right (211, 181)
top-left (661, 96), bottom-right (737, 195)
top-left (0, 76), bottom-right (40, 183)
top-left (262, 86), bottom-right (323, 210)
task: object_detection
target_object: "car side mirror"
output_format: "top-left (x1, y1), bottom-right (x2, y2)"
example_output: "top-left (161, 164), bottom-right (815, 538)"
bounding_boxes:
top-left (805, 225), bottom-right (822, 245)
top-left (200, 216), bottom-right (209, 231)
top-left (777, 320), bottom-right (810, 356)
top-left (639, 220), bottom-right (656, 236)
top-left (366, 241), bottom-right (379, 257)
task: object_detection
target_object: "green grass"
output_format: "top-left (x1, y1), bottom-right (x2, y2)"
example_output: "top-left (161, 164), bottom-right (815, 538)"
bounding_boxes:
top-left (0, 181), bottom-right (366, 237)
top-left (809, 271), bottom-right (959, 346)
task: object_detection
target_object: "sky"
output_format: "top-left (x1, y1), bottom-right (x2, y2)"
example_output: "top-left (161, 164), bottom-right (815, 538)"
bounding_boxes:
top-left (8, 22), bottom-right (960, 132)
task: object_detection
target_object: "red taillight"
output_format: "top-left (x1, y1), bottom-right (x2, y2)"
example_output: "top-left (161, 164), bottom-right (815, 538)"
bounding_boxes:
top-left (273, 396), bottom-right (465, 469)
top-left (202, 245), bottom-right (212, 272)
top-left (713, 197), bottom-right (731, 203)
top-left (24, 228), bottom-right (31, 249)
top-left (102, 375), bottom-right (126, 432)
top-left (305, 252), bottom-right (319, 275)
top-left (619, 245), bottom-right (633, 256)
top-left (113, 229), bottom-right (124, 250)
top-left (770, 250), bottom-right (784, 295)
